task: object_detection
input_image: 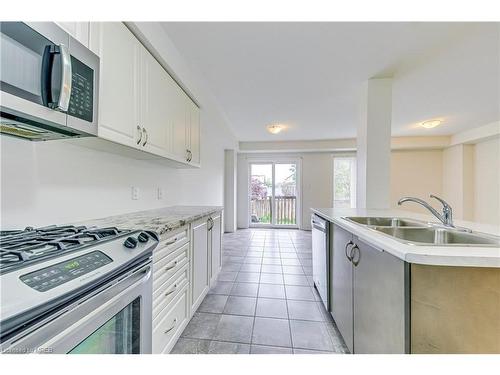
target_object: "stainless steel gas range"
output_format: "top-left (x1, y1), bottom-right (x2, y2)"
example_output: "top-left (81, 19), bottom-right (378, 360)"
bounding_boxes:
top-left (0, 225), bottom-right (158, 354)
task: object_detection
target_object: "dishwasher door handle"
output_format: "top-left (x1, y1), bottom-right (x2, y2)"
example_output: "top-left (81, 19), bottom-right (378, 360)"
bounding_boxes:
top-left (312, 223), bottom-right (327, 232)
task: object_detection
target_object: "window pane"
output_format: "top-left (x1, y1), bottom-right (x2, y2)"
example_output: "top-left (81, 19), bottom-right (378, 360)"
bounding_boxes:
top-left (250, 164), bottom-right (272, 224)
top-left (333, 158), bottom-right (356, 208)
top-left (274, 163), bottom-right (297, 225)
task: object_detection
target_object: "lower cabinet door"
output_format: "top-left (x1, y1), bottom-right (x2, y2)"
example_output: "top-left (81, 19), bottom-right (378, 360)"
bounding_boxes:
top-left (331, 224), bottom-right (354, 353)
top-left (191, 219), bottom-right (209, 312)
top-left (152, 285), bottom-right (189, 354)
top-left (210, 214), bottom-right (222, 286)
top-left (352, 237), bottom-right (408, 354)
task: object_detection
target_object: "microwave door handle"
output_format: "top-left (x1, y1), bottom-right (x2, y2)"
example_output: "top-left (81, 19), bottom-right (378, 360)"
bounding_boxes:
top-left (56, 44), bottom-right (72, 112)
top-left (41, 44), bottom-right (72, 112)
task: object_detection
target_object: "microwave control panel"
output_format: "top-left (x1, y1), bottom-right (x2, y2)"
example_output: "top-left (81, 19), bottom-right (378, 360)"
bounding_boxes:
top-left (68, 56), bottom-right (94, 123)
top-left (20, 251), bottom-right (112, 292)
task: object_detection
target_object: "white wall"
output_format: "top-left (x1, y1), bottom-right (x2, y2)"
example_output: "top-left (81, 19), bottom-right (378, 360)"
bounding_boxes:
top-left (224, 149), bottom-right (237, 233)
top-left (390, 149), bottom-right (443, 213)
top-left (473, 137), bottom-right (500, 226)
top-left (0, 23), bottom-right (237, 229)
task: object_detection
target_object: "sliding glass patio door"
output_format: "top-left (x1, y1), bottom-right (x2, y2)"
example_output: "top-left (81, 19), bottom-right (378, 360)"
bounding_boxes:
top-left (249, 161), bottom-right (299, 228)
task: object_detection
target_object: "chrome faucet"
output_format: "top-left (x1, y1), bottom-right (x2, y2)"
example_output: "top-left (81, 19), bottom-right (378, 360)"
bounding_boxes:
top-left (398, 194), bottom-right (454, 227)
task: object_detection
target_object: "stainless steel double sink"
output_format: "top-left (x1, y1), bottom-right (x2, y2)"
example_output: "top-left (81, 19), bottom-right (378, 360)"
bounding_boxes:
top-left (343, 216), bottom-right (500, 247)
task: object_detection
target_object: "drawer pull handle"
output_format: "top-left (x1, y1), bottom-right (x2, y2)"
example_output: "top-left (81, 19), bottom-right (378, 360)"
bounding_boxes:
top-left (164, 284), bottom-right (177, 297)
top-left (165, 261), bottom-right (178, 271)
top-left (164, 318), bottom-right (178, 334)
top-left (165, 238), bottom-right (178, 246)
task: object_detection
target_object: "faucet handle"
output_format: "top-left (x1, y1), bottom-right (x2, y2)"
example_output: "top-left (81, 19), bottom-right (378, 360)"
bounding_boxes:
top-left (430, 194), bottom-right (454, 227)
top-left (429, 194), bottom-right (451, 209)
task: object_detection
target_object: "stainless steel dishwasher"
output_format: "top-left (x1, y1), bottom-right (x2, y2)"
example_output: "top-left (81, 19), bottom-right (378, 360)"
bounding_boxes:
top-left (311, 214), bottom-right (329, 310)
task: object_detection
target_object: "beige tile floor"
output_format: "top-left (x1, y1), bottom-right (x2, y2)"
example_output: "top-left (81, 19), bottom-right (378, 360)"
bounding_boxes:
top-left (171, 228), bottom-right (348, 354)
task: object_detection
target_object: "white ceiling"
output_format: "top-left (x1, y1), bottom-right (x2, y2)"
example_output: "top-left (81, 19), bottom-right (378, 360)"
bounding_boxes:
top-left (161, 22), bottom-right (500, 141)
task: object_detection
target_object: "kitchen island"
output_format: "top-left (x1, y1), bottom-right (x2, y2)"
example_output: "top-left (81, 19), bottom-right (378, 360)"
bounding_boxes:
top-left (312, 207), bottom-right (500, 354)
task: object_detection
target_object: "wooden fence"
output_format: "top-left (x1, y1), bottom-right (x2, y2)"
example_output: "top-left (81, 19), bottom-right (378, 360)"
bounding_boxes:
top-left (250, 196), bottom-right (296, 225)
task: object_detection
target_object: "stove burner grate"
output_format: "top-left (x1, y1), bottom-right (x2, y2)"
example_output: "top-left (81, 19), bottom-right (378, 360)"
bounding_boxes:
top-left (0, 225), bottom-right (129, 273)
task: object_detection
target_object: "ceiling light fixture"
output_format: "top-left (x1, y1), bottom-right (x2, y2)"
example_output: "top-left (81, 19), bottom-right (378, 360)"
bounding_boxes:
top-left (267, 124), bottom-right (285, 134)
top-left (420, 119), bottom-right (442, 129)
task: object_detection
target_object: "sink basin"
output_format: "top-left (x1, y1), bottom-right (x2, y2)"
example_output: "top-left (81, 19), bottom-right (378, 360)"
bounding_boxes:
top-left (344, 217), bottom-right (429, 227)
top-left (373, 227), bottom-right (500, 247)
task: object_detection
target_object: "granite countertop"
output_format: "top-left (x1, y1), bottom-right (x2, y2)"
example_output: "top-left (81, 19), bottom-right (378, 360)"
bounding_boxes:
top-left (77, 205), bottom-right (223, 239)
top-left (312, 207), bottom-right (500, 268)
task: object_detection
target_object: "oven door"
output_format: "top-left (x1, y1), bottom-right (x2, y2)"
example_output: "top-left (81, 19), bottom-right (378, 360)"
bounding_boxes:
top-left (3, 262), bottom-right (152, 354)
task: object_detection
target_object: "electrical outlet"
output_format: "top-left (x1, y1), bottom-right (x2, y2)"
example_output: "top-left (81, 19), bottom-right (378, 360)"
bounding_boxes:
top-left (131, 187), bottom-right (139, 200)
top-left (157, 187), bottom-right (163, 200)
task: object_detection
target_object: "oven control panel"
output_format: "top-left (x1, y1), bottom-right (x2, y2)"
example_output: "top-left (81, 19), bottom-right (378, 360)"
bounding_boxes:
top-left (20, 251), bottom-right (112, 292)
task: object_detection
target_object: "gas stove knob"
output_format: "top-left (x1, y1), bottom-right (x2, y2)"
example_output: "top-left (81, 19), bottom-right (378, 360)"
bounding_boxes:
top-left (124, 236), bottom-right (138, 249)
top-left (138, 232), bottom-right (149, 243)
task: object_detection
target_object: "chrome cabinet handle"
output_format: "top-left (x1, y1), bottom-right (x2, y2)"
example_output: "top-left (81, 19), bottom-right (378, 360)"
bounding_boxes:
top-left (136, 125), bottom-right (143, 145)
top-left (164, 283), bottom-right (177, 297)
top-left (165, 237), bottom-right (178, 246)
top-left (142, 128), bottom-right (148, 146)
top-left (165, 260), bottom-right (178, 271)
top-left (351, 245), bottom-right (360, 266)
top-left (164, 318), bottom-right (177, 334)
top-left (345, 241), bottom-right (354, 261)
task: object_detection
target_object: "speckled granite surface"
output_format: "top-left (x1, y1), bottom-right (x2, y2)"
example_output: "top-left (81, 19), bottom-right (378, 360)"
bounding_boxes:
top-left (77, 206), bottom-right (223, 239)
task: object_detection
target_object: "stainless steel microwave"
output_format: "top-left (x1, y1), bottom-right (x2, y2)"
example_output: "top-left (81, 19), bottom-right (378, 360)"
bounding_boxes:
top-left (0, 22), bottom-right (99, 141)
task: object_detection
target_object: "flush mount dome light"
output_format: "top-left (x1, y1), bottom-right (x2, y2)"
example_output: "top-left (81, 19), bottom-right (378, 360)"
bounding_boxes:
top-left (267, 124), bottom-right (285, 134)
top-left (421, 119), bottom-right (442, 129)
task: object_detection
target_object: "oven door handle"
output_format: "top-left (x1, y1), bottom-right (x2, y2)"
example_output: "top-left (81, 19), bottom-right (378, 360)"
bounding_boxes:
top-left (41, 43), bottom-right (72, 112)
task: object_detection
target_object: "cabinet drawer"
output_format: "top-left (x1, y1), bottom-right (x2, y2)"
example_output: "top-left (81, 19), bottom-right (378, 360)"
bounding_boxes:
top-left (153, 285), bottom-right (189, 353)
top-left (153, 263), bottom-right (189, 320)
top-left (153, 243), bottom-right (189, 290)
top-left (154, 226), bottom-right (189, 263)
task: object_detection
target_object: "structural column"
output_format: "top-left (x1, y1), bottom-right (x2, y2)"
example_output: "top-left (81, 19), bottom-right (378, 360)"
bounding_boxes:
top-left (224, 149), bottom-right (237, 232)
top-left (356, 78), bottom-right (393, 209)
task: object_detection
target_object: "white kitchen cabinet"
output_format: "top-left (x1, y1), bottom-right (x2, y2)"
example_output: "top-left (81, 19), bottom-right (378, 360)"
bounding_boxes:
top-left (87, 22), bottom-right (200, 167)
top-left (191, 218), bottom-right (210, 312)
top-left (187, 99), bottom-right (200, 165)
top-left (140, 45), bottom-right (174, 157)
top-left (208, 213), bottom-right (222, 286)
top-left (57, 22), bottom-right (90, 47)
top-left (89, 22), bottom-right (141, 147)
top-left (172, 87), bottom-right (189, 161)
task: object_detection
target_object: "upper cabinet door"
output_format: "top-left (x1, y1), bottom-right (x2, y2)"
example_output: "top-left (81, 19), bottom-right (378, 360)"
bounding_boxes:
top-left (172, 88), bottom-right (189, 162)
top-left (56, 22), bottom-right (90, 47)
top-left (90, 22), bottom-right (141, 147)
top-left (140, 46), bottom-right (173, 157)
top-left (189, 101), bottom-right (200, 165)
